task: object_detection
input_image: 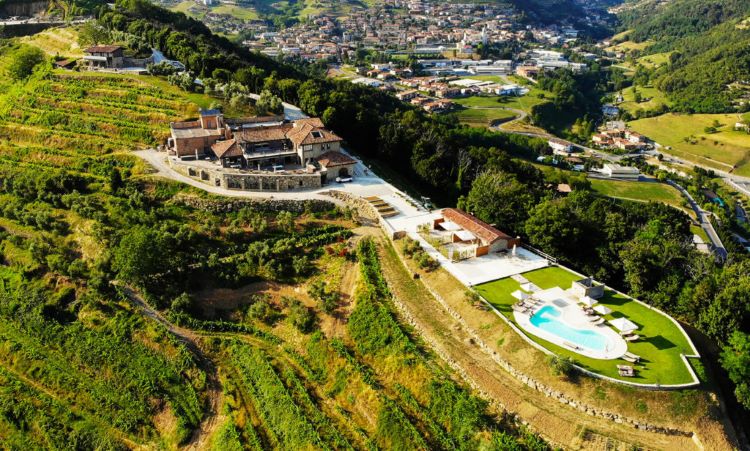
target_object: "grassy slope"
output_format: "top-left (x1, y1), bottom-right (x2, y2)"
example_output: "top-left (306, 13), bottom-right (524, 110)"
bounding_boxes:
top-left (19, 27), bottom-right (83, 58)
top-left (618, 84), bottom-right (671, 114)
top-left (628, 113), bottom-right (750, 175)
top-left (589, 179), bottom-right (685, 209)
top-left (475, 266), bottom-right (697, 385)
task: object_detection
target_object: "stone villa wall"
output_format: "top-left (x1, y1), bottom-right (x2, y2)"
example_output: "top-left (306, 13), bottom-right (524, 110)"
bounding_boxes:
top-left (170, 160), bottom-right (322, 192)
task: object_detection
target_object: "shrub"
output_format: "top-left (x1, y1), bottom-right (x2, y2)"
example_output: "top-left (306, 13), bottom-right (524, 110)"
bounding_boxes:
top-left (547, 355), bottom-right (575, 378)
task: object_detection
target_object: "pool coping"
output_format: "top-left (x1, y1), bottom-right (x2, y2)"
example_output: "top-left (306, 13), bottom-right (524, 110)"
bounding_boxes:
top-left (513, 291), bottom-right (629, 361)
top-left (474, 264), bottom-right (701, 390)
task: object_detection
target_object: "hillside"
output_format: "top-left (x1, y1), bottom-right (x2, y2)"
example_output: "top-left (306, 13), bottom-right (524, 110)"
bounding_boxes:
top-left (615, 0), bottom-right (750, 113)
top-left (0, 32), bottom-right (551, 447)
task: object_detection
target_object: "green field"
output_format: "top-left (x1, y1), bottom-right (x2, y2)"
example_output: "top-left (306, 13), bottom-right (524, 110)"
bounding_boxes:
top-left (628, 113), bottom-right (750, 175)
top-left (590, 179), bottom-right (686, 210)
top-left (452, 106), bottom-right (517, 127)
top-left (619, 85), bottom-right (671, 114)
top-left (475, 266), bottom-right (698, 385)
top-left (637, 52), bottom-right (672, 69)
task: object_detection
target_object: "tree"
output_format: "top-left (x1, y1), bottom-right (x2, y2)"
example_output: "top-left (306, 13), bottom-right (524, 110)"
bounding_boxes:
top-left (8, 46), bottom-right (46, 80)
top-left (286, 298), bottom-right (315, 332)
top-left (308, 280), bottom-right (339, 313)
top-left (255, 89), bottom-right (283, 115)
top-left (720, 331), bottom-right (750, 409)
top-left (460, 170), bottom-right (536, 235)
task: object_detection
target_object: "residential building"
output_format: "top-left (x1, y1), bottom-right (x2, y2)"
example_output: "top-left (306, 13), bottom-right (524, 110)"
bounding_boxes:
top-left (83, 45), bottom-right (124, 69)
top-left (431, 208), bottom-right (521, 260)
top-left (602, 164), bottom-right (640, 180)
top-left (548, 138), bottom-right (573, 154)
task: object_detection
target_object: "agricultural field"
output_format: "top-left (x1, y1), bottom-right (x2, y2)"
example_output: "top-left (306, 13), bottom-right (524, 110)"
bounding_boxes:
top-left (628, 113), bottom-right (750, 175)
top-left (475, 266), bottom-right (698, 385)
top-left (452, 106), bottom-right (517, 127)
top-left (589, 179), bottom-right (687, 211)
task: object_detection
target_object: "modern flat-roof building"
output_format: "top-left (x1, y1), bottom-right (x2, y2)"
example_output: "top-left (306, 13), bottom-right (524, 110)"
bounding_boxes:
top-left (602, 164), bottom-right (640, 180)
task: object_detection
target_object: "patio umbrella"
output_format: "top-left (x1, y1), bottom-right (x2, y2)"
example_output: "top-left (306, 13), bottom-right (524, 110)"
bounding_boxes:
top-left (594, 305), bottom-right (612, 315)
top-left (580, 296), bottom-right (598, 307)
top-left (511, 290), bottom-right (529, 301)
top-left (609, 317), bottom-right (638, 333)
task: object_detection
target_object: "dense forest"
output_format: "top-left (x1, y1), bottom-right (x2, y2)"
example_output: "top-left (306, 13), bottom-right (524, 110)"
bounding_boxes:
top-left (617, 0), bottom-right (750, 113)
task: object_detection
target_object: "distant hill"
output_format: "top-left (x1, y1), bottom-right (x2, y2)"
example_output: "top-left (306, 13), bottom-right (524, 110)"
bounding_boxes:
top-left (616, 0), bottom-right (750, 113)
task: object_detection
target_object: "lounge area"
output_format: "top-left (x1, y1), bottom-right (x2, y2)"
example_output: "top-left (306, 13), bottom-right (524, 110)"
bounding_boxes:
top-left (475, 266), bottom-right (700, 386)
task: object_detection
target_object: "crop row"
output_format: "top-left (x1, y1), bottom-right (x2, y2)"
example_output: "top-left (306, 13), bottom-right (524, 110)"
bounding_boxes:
top-left (229, 344), bottom-right (328, 450)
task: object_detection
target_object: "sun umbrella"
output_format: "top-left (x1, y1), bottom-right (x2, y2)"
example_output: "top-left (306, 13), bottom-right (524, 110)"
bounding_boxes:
top-left (580, 296), bottom-right (598, 307)
top-left (511, 290), bottom-right (529, 300)
top-left (594, 305), bottom-right (612, 315)
top-left (609, 317), bottom-right (638, 333)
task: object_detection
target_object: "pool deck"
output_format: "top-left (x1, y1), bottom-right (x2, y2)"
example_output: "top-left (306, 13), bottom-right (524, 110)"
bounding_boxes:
top-left (513, 287), bottom-right (627, 360)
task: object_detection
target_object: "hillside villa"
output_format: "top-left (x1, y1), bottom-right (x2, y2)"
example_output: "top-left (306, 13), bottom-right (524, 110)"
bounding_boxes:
top-left (168, 110), bottom-right (355, 179)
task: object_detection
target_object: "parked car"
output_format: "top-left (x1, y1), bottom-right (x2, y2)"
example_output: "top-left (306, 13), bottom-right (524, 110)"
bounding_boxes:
top-left (272, 164), bottom-right (284, 172)
top-left (336, 176), bottom-right (353, 183)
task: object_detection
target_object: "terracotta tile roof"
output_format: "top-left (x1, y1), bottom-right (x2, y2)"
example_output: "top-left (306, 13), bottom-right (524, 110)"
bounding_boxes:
top-left (236, 124), bottom-right (291, 144)
top-left (316, 151), bottom-right (356, 168)
top-left (212, 139), bottom-right (242, 158)
top-left (442, 208), bottom-right (516, 246)
top-left (84, 45), bottom-right (123, 54)
top-left (287, 122), bottom-right (343, 147)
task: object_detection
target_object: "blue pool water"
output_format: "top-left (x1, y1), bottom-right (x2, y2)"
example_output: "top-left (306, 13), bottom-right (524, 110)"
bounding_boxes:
top-left (530, 305), bottom-right (608, 351)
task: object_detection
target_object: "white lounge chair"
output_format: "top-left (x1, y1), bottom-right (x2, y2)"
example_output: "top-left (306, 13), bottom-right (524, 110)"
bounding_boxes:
top-left (625, 334), bottom-right (640, 342)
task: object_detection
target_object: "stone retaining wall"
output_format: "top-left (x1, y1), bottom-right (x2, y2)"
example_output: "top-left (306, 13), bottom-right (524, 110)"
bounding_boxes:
top-left (170, 192), bottom-right (335, 214)
top-left (171, 159), bottom-right (322, 192)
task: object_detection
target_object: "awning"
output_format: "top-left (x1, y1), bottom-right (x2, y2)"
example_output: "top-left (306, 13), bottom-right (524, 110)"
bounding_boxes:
top-left (454, 230), bottom-right (476, 241)
top-left (440, 220), bottom-right (462, 231)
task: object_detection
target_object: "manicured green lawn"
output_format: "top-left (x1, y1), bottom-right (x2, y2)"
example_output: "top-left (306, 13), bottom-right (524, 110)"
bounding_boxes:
top-left (475, 266), bottom-right (698, 385)
top-left (590, 179), bottom-right (686, 210)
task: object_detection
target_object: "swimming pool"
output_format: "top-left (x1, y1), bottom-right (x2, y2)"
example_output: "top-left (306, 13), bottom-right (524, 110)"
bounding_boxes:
top-left (530, 305), bottom-right (608, 351)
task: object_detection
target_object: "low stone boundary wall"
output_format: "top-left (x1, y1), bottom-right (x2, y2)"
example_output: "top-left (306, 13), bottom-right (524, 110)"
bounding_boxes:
top-left (321, 190), bottom-right (381, 223)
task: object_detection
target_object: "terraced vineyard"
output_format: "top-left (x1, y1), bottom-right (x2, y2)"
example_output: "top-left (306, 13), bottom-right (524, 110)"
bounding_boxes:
top-left (0, 39), bottom-right (547, 448)
top-left (0, 68), bottom-right (203, 178)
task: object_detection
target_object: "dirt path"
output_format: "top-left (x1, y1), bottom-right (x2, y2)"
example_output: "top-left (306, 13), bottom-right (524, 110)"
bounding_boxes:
top-left (116, 284), bottom-right (224, 451)
top-left (375, 236), bottom-right (699, 450)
